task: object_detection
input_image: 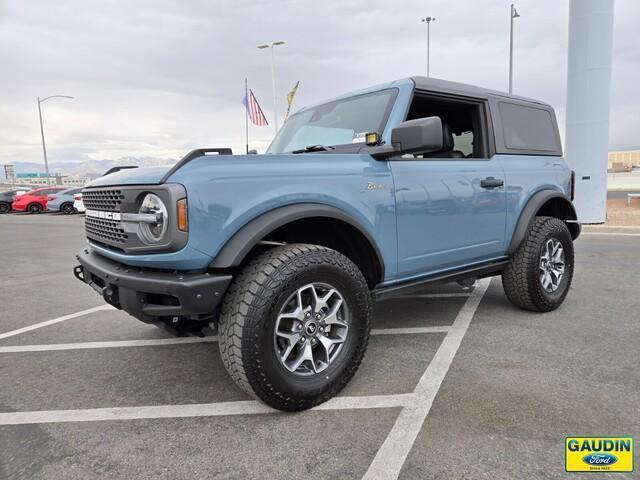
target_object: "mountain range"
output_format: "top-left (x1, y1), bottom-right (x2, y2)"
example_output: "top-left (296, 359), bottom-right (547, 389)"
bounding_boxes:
top-left (1, 157), bottom-right (177, 181)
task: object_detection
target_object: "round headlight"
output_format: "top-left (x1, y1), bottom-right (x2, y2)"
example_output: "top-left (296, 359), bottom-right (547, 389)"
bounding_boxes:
top-left (139, 193), bottom-right (168, 243)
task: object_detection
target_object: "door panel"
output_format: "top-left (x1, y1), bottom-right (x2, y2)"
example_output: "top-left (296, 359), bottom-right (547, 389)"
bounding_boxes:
top-left (391, 157), bottom-right (507, 277)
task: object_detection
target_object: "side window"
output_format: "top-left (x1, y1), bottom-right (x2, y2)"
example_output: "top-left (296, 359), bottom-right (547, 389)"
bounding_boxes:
top-left (498, 102), bottom-right (559, 152)
top-left (404, 94), bottom-right (486, 159)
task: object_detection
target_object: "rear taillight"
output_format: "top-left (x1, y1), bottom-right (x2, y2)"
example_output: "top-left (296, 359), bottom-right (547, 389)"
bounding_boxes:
top-left (570, 170), bottom-right (576, 201)
top-left (47, 195), bottom-right (56, 201)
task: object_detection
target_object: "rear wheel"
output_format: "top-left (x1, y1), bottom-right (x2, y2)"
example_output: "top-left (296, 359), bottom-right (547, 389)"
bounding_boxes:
top-left (0, 202), bottom-right (10, 214)
top-left (27, 203), bottom-right (42, 214)
top-left (502, 216), bottom-right (574, 312)
top-left (218, 244), bottom-right (372, 412)
top-left (61, 202), bottom-right (75, 214)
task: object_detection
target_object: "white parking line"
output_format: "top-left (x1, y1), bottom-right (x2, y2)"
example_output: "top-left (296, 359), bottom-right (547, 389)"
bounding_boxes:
top-left (0, 337), bottom-right (218, 353)
top-left (0, 393), bottom-right (415, 426)
top-left (0, 284), bottom-right (477, 436)
top-left (0, 305), bottom-right (113, 340)
top-left (0, 326), bottom-right (450, 353)
top-left (0, 293), bottom-right (460, 342)
top-left (581, 232), bottom-right (640, 237)
top-left (362, 278), bottom-right (490, 480)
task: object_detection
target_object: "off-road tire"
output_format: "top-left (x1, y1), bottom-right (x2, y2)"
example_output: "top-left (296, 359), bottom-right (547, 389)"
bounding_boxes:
top-left (218, 244), bottom-right (372, 412)
top-left (502, 216), bottom-right (574, 312)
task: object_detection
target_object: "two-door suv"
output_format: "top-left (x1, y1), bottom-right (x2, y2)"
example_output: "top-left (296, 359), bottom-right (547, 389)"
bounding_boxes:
top-left (74, 77), bottom-right (580, 411)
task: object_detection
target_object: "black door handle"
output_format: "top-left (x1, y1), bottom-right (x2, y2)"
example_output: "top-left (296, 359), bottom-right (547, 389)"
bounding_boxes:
top-left (480, 178), bottom-right (504, 188)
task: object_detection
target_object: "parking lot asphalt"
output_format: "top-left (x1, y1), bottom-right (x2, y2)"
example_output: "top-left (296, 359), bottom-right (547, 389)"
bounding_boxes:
top-left (0, 213), bottom-right (638, 479)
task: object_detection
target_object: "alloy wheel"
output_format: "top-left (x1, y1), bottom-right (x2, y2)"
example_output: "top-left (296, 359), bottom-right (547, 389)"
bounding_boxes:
top-left (274, 283), bottom-right (349, 376)
top-left (539, 238), bottom-right (565, 292)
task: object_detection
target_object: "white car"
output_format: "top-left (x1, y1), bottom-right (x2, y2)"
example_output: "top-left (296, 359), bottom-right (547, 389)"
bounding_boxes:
top-left (73, 193), bottom-right (85, 213)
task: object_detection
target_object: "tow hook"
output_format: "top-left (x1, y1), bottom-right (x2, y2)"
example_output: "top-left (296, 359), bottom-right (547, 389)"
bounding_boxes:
top-left (102, 285), bottom-right (120, 307)
top-left (73, 265), bottom-right (85, 282)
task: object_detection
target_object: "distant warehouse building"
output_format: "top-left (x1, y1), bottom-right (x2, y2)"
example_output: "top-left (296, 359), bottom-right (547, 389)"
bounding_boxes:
top-left (13, 173), bottom-right (89, 187)
top-left (608, 149), bottom-right (640, 172)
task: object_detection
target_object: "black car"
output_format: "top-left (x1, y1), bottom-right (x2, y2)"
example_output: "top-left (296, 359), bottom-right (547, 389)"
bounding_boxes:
top-left (0, 187), bottom-right (35, 214)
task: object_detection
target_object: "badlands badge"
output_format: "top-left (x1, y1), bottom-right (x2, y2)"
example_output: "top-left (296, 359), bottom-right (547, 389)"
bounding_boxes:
top-left (565, 437), bottom-right (633, 472)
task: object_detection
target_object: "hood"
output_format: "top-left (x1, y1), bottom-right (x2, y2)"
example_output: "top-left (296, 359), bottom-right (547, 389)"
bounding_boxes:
top-left (85, 165), bottom-right (173, 188)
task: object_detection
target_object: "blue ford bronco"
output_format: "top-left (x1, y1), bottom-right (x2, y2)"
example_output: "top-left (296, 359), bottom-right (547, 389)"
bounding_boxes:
top-left (74, 77), bottom-right (580, 411)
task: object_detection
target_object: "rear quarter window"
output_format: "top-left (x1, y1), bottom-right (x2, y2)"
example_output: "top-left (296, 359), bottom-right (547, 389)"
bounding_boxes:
top-left (498, 102), bottom-right (559, 153)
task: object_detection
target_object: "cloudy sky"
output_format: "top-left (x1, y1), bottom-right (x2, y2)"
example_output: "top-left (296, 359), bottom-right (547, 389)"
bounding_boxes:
top-left (0, 0), bottom-right (638, 165)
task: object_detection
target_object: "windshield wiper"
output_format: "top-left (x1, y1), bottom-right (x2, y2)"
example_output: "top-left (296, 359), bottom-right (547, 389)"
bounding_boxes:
top-left (291, 145), bottom-right (335, 154)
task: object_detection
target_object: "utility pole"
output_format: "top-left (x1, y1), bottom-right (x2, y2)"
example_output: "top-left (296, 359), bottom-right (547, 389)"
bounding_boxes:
top-left (421, 17), bottom-right (436, 77)
top-left (37, 95), bottom-right (74, 186)
top-left (509, 4), bottom-right (520, 94)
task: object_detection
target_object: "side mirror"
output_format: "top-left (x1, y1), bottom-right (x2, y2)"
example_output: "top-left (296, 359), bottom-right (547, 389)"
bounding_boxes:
top-left (390, 116), bottom-right (443, 154)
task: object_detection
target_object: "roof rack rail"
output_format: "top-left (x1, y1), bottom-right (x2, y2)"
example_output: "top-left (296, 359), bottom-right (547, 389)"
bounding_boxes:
top-left (160, 148), bottom-right (233, 183)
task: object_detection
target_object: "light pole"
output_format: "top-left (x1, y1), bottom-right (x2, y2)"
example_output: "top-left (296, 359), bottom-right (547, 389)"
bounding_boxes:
top-left (37, 95), bottom-right (73, 185)
top-left (257, 41), bottom-right (286, 133)
top-left (420, 17), bottom-right (436, 77)
top-left (509, 4), bottom-right (520, 94)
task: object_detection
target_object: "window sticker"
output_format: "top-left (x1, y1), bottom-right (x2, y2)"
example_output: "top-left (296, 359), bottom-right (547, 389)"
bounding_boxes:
top-left (352, 132), bottom-right (367, 144)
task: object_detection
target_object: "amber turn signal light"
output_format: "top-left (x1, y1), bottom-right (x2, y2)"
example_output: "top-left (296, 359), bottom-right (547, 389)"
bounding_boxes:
top-left (177, 199), bottom-right (188, 231)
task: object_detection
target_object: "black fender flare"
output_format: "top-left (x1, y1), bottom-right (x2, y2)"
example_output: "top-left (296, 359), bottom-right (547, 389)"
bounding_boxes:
top-left (507, 190), bottom-right (579, 255)
top-left (209, 203), bottom-right (385, 277)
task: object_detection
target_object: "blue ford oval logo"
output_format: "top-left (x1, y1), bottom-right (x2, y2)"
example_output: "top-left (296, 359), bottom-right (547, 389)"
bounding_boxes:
top-left (583, 453), bottom-right (618, 466)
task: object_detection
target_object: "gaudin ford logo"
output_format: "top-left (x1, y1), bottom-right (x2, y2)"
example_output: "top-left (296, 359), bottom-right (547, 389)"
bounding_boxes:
top-left (566, 437), bottom-right (633, 472)
top-left (366, 182), bottom-right (386, 190)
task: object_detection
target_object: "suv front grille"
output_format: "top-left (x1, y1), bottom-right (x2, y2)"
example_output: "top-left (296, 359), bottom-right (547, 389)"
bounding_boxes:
top-left (82, 184), bottom-right (187, 254)
top-left (85, 216), bottom-right (128, 244)
top-left (83, 189), bottom-right (124, 212)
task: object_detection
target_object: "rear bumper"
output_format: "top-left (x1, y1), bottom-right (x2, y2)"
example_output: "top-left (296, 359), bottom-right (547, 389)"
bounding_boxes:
top-left (74, 247), bottom-right (232, 325)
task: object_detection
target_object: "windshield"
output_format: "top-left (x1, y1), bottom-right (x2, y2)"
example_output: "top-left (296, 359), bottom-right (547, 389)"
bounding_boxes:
top-left (267, 88), bottom-right (398, 154)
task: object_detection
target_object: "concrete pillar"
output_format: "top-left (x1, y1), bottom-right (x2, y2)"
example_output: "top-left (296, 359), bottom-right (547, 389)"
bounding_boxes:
top-left (564, 0), bottom-right (615, 223)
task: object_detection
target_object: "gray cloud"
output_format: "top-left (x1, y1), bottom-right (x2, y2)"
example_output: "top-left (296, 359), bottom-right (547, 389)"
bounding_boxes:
top-left (0, 0), bottom-right (638, 166)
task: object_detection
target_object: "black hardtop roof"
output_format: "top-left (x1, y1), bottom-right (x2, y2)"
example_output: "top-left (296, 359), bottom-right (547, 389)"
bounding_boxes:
top-left (409, 76), bottom-right (552, 108)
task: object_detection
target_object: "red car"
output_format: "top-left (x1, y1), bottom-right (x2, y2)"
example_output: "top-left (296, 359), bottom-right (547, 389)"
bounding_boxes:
top-left (11, 186), bottom-right (67, 213)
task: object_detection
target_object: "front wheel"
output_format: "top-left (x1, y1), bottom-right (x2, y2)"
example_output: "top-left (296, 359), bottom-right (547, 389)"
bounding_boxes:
top-left (0, 202), bottom-right (10, 214)
top-left (218, 244), bottom-right (372, 412)
top-left (502, 216), bottom-right (574, 312)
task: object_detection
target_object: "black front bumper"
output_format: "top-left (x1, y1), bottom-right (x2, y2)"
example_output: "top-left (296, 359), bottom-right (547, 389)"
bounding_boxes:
top-left (74, 247), bottom-right (232, 325)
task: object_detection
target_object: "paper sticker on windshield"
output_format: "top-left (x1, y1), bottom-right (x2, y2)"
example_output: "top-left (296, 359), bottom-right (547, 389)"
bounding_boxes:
top-left (352, 132), bottom-right (367, 144)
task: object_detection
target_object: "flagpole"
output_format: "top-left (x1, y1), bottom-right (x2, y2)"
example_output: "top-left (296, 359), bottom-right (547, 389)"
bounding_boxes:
top-left (244, 77), bottom-right (249, 154)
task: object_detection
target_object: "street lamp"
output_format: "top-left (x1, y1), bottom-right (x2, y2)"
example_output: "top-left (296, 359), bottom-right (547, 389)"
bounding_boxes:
top-left (37, 95), bottom-right (74, 185)
top-left (420, 17), bottom-right (436, 77)
top-left (257, 41), bottom-right (286, 133)
top-left (509, 4), bottom-right (520, 94)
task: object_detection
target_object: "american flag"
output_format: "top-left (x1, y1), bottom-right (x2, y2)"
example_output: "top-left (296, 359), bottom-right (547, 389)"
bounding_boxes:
top-left (243, 89), bottom-right (269, 126)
